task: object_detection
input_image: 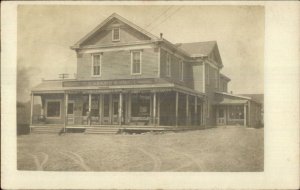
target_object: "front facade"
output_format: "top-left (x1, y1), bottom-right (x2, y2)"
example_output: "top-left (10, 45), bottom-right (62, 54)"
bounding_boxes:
top-left (30, 13), bottom-right (262, 131)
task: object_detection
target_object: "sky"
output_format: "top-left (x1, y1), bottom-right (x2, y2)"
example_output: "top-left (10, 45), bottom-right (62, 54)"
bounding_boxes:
top-left (17, 5), bottom-right (264, 102)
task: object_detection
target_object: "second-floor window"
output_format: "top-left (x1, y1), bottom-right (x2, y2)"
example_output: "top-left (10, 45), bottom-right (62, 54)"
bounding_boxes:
top-left (112, 28), bottom-right (120, 41)
top-left (166, 53), bottom-right (171, 77)
top-left (92, 54), bottom-right (101, 76)
top-left (179, 60), bottom-right (184, 81)
top-left (131, 51), bottom-right (142, 75)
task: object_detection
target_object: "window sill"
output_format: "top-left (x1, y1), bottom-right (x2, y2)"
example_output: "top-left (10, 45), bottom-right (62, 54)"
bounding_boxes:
top-left (131, 73), bottom-right (142, 76)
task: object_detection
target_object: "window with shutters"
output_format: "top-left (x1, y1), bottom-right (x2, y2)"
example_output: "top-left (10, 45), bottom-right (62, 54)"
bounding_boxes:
top-left (92, 54), bottom-right (101, 76)
top-left (131, 51), bottom-right (142, 75)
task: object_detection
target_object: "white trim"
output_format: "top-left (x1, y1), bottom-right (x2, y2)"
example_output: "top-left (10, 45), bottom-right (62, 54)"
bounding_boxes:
top-left (157, 47), bottom-right (161, 77)
top-left (166, 52), bottom-right (171, 77)
top-left (202, 63), bottom-right (205, 93)
top-left (91, 53), bottom-right (102, 77)
top-left (215, 92), bottom-right (252, 100)
top-left (79, 44), bottom-right (153, 54)
top-left (112, 27), bottom-right (120, 42)
top-left (205, 59), bottom-right (219, 70)
top-left (179, 60), bottom-right (184, 81)
top-left (45, 99), bottom-right (62, 119)
top-left (131, 50), bottom-right (142, 75)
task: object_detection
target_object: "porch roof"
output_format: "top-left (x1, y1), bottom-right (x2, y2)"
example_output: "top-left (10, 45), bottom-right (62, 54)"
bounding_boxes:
top-left (31, 79), bottom-right (205, 97)
top-left (214, 98), bottom-right (248, 105)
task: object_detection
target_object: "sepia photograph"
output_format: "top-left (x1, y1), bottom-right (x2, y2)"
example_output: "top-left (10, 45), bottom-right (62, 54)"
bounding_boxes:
top-left (2, 1), bottom-right (299, 189)
top-left (16, 5), bottom-right (264, 172)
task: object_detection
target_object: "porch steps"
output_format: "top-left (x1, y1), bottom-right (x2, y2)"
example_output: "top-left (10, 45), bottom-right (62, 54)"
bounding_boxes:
top-left (31, 126), bottom-right (63, 134)
top-left (85, 127), bottom-right (120, 134)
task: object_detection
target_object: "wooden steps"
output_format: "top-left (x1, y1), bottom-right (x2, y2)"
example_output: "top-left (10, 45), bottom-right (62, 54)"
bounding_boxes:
top-left (85, 127), bottom-right (120, 134)
top-left (31, 126), bottom-right (64, 134)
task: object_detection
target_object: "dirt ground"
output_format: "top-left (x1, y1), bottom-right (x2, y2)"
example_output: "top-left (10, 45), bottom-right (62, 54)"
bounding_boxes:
top-left (17, 126), bottom-right (264, 171)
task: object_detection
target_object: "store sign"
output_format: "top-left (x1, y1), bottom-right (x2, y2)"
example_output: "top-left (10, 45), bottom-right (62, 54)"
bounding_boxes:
top-left (63, 78), bottom-right (158, 87)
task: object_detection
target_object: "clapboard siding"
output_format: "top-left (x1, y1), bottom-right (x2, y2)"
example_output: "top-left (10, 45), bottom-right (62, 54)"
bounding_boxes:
top-left (160, 49), bottom-right (194, 88)
top-left (82, 20), bottom-right (151, 46)
top-left (192, 64), bottom-right (204, 93)
top-left (77, 48), bottom-right (158, 80)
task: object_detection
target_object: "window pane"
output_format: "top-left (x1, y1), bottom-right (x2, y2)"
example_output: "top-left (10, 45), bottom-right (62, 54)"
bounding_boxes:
top-left (113, 28), bottom-right (120, 40)
top-left (131, 94), bottom-right (150, 117)
top-left (93, 55), bottom-right (101, 75)
top-left (103, 95), bottom-right (109, 117)
top-left (132, 52), bottom-right (141, 74)
top-left (67, 103), bottom-right (74, 114)
top-left (47, 102), bottom-right (60, 117)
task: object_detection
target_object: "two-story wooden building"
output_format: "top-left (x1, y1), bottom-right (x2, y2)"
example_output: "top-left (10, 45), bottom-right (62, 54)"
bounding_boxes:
top-left (30, 13), bottom-right (262, 133)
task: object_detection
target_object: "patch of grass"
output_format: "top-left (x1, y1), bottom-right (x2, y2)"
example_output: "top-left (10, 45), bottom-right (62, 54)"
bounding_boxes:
top-left (17, 126), bottom-right (263, 171)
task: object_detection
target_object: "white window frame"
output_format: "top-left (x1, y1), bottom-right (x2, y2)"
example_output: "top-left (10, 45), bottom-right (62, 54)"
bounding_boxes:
top-left (179, 60), bottom-right (184, 81)
top-left (166, 53), bottom-right (171, 77)
top-left (214, 69), bottom-right (219, 89)
top-left (45, 99), bottom-right (62, 119)
top-left (131, 51), bottom-right (142, 75)
top-left (112, 27), bottom-right (120, 42)
top-left (91, 54), bottom-right (102, 77)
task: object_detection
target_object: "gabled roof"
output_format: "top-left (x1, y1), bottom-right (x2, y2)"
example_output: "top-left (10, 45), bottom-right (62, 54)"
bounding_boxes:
top-left (175, 41), bottom-right (223, 66)
top-left (176, 41), bottom-right (216, 57)
top-left (71, 13), bottom-right (160, 49)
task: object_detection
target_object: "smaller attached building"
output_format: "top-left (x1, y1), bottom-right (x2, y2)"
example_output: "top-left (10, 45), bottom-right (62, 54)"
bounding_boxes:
top-left (214, 92), bottom-right (262, 127)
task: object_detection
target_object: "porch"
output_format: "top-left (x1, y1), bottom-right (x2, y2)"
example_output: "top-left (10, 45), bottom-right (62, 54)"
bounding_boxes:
top-left (30, 86), bottom-right (206, 132)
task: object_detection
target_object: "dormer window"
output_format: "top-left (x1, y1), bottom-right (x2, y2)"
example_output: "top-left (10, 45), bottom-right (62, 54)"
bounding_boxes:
top-left (112, 28), bottom-right (120, 41)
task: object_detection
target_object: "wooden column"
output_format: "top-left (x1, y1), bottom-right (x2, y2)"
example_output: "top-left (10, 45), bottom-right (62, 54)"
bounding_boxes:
top-left (30, 93), bottom-right (34, 133)
top-left (119, 93), bottom-right (123, 126)
top-left (194, 96), bottom-right (197, 126)
top-left (99, 94), bottom-right (102, 125)
top-left (64, 93), bottom-right (69, 132)
top-left (157, 94), bottom-right (160, 126)
top-left (109, 94), bottom-right (112, 124)
top-left (153, 92), bottom-right (157, 126)
top-left (186, 94), bottom-right (189, 126)
top-left (244, 103), bottom-right (247, 127)
top-left (175, 92), bottom-right (179, 127)
top-left (88, 94), bottom-right (92, 126)
top-left (128, 93), bottom-right (131, 124)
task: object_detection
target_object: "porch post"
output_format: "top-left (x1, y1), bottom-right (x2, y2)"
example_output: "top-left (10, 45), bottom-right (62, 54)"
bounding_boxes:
top-left (244, 103), bottom-right (247, 127)
top-left (194, 96), bottom-right (197, 126)
top-left (30, 93), bottom-right (34, 133)
top-left (119, 93), bottom-right (123, 126)
top-left (64, 93), bottom-right (68, 132)
top-left (99, 94), bottom-right (102, 125)
top-left (128, 93), bottom-right (131, 124)
top-left (157, 94), bottom-right (160, 126)
top-left (175, 91), bottom-right (179, 127)
top-left (153, 92), bottom-right (157, 126)
top-left (88, 94), bottom-right (92, 126)
top-left (186, 94), bottom-right (189, 126)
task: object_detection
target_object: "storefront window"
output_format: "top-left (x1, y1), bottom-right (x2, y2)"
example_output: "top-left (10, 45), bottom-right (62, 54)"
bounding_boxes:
top-left (91, 95), bottom-right (99, 116)
top-left (103, 95), bottom-right (110, 117)
top-left (131, 94), bottom-right (150, 117)
top-left (47, 101), bottom-right (60, 117)
top-left (229, 106), bottom-right (244, 119)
